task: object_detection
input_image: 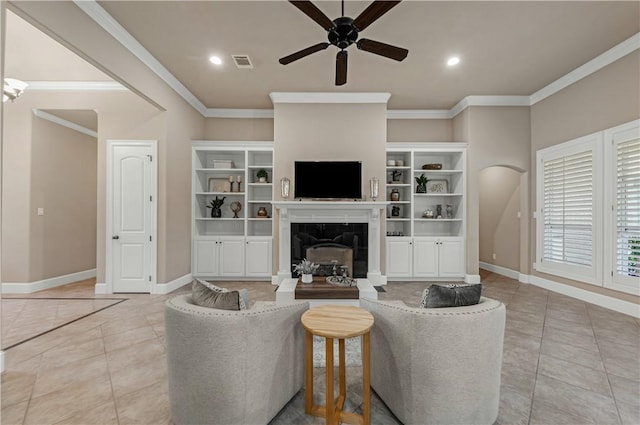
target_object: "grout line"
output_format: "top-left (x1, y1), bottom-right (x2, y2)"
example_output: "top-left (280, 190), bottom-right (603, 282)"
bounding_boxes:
top-left (2, 299), bottom-right (128, 351)
top-left (526, 282), bottom-right (549, 425)
top-left (587, 307), bottom-right (625, 425)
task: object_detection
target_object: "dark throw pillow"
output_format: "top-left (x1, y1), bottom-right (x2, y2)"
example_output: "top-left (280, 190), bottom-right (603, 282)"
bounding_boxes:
top-left (420, 283), bottom-right (482, 308)
top-left (191, 279), bottom-right (241, 310)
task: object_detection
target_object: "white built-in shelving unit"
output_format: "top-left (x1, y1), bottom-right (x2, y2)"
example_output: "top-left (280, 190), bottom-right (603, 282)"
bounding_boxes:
top-left (385, 143), bottom-right (467, 280)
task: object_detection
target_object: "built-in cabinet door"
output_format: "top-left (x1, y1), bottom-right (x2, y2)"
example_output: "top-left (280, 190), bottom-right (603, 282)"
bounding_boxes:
top-left (219, 238), bottom-right (245, 277)
top-left (193, 239), bottom-right (218, 276)
top-left (413, 238), bottom-right (439, 277)
top-left (245, 237), bottom-right (272, 277)
top-left (439, 237), bottom-right (465, 277)
top-left (386, 238), bottom-right (413, 277)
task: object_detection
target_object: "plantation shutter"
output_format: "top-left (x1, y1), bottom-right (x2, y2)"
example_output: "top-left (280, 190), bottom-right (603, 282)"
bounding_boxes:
top-left (615, 137), bottom-right (640, 280)
top-left (542, 150), bottom-right (594, 268)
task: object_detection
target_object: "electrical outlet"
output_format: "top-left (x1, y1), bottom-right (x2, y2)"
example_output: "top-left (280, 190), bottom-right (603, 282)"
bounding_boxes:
top-left (492, 253), bottom-right (497, 260)
top-left (37, 208), bottom-right (44, 216)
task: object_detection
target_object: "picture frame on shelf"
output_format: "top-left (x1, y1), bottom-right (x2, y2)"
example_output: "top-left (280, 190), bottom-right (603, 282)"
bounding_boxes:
top-left (208, 177), bottom-right (230, 193)
top-left (426, 179), bottom-right (448, 193)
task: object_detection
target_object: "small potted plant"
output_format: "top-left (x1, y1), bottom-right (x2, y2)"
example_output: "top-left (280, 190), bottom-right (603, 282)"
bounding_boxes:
top-left (206, 196), bottom-right (226, 218)
top-left (415, 174), bottom-right (429, 193)
top-left (256, 169), bottom-right (268, 183)
top-left (293, 258), bottom-right (319, 284)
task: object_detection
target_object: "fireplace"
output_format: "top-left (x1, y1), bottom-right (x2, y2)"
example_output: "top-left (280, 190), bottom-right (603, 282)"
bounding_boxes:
top-left (273, 201), bottom-right (387, 285)
top-left (291, 223), bottom-right (368, 277)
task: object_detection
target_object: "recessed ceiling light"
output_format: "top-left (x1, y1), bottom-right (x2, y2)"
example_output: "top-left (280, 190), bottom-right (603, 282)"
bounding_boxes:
top-left (447, 56), bottom-right (460, 67)
top-left (209, 55), bottom-right (222, 65)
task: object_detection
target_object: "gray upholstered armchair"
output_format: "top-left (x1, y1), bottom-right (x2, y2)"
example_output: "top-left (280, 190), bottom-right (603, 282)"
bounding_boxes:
top-left (165, 295), bottom-right (309, 425)
top-left (360, 297), bottom-right (506, 425)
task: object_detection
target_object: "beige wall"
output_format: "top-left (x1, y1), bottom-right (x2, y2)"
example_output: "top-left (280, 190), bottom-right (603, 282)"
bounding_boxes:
top-left (7, 1), bottom-right (206, 285)
top-left (479, 166), bottom-right (521, 271)
top-left (530, 50), bottom-right (640, 303)
top-left (272, 102), bottom-right (387, 271)
top-left (2, 90), bottom-right (164, 284)
top-left (466, 106), bottom-right (531, 276)
top-left (29, 114), bottom-right (97, 281)
top-left (204, 118), bottom-right (273, 141)
top-left (387, 119), bottom-right (452, 142)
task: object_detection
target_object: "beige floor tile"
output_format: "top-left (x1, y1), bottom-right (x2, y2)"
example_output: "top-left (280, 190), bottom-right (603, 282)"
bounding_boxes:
top-left (530, 398), bottom-right (601, 425)
top-left (608, 373), bottom-right (640, 407)
top-left (538, 354), bottom-right (612, 396)
top-left (103, 323), bottom-right (158, 352)
top-left (544, 315), bottom-right (595, 337)
top-left (115, 380), bottom-right (172, 425)
top-left (617, 399), bottom-right (640, 425)
top-left (106, 338), bottom-right (166, 372)
top-left (39, 335), bottom-right (105, 370)
top-left (24, 378), bottom-right (114, 425)
top-left (110, 353), bottom-right (168, 399)
top-left (542, 324), bottom-right (600, 352)
top-left (32, 353), bottom-right (110, 399)
top-left (533, 375), bottom-right (619, 424)
top-left (52, 400), bottom-right (119, 425)
top-left (0, 399), bottom-right (29, 425)
top-left (497, 388), bottom-right (531, 425)
top-left (540, 338), bottom-right (605, 372)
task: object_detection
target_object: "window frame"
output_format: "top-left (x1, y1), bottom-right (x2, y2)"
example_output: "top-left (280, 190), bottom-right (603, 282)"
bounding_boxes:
top-left (536, 132), bottom-right (603, 285)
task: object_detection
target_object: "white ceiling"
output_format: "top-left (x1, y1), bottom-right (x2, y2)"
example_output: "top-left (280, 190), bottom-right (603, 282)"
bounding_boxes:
top-left (6, 1), bottom-right (640, 111)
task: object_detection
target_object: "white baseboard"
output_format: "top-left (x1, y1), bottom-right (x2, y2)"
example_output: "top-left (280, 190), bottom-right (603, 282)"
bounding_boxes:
top-left (0, 351), bottom-right (4, 373)
top-left (479, 262), bottom-right (520, 280)
top-left (1, 269), bottom-right (97, 294)
top-left (465, 274), bottom-right (481, 284)
top-left (151, 273), bottom-right (192, 295)
top-left (529, 275), bottom-right (640, 318)
top-left (518, 273), bottom-right (530, 284)
top-left (94, 282), bottom-right (108, 295)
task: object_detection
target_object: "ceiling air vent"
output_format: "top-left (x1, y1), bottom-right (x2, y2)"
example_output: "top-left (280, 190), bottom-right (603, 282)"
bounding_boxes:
top-left (232, 55), bottom-right (253, 69)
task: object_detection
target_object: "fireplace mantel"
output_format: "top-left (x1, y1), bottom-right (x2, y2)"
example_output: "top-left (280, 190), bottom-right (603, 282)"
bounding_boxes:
top-left (273, 201), bottom-right (388, 285)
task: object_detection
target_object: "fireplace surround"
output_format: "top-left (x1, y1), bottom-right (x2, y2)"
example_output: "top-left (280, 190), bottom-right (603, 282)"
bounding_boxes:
top-left (273, 201), bottom-right (387, 285)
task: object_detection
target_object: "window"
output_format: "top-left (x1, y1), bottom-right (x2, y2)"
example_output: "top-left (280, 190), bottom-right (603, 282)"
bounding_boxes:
top-left (537, 133), bottom-right (601, 284)
top-left (537, 120), bottom-right (640, 295)
top-left (605, 121), bottom-right (640, 295)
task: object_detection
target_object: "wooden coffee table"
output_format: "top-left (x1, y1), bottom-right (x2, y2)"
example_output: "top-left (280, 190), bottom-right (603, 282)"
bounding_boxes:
top-left (301, 305), bottom-right (375, 425)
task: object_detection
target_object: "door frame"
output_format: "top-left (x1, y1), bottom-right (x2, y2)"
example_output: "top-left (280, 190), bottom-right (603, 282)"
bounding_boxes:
top-left (105, 140), bottom-right (158, 293)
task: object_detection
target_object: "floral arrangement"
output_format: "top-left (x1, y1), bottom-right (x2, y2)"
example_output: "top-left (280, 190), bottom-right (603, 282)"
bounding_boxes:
top-left (206, 196), bottom-right (226, 210)
top-left (293, 258), bottom-right (319, 276)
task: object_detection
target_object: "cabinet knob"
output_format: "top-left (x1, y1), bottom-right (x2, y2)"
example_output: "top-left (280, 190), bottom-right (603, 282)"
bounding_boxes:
top-left (112, 235), bottom-right (119, 240)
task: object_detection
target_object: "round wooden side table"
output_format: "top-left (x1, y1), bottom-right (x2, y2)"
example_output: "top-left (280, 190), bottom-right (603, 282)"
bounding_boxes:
top-left (301, 305), bottom-right (375, 425)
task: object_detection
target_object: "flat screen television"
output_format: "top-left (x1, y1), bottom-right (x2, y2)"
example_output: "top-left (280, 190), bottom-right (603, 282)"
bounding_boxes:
top-left (294, 161), bottom-right (362, 199)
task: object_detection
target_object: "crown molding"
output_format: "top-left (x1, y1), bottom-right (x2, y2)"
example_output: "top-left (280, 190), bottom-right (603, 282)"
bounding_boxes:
top-left (530, 32), bottom-right (640, 105)
top-left (449, 95), bottom-right (531, 117)
top-left (386, 109), bottom-right (450, 119)
top-left (73, 0), bottom-right (207, 116)
top-left (33, 109), bottom-right (98, 138)
top-left (204, 108), bottom-right (274, 119)
top-left (269, 92), bottom-right (391, 104)
top-left (25, 81), bottom-right (126, 91)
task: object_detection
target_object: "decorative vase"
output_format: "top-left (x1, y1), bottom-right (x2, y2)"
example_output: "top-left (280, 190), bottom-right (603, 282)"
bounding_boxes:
top-left (391, 189), bottom-right (400, 201)
top-left (446, 204), bottom-right (453, 219)
top-left (259, 177), bottom-right (266, 183)
top-left (416, 184), bottom-right (426, 194)
top-left (301, 273), bottom-right (313, 284)
top-left (257, 207), bottom-right (268, 217)
top-left (280, 177), bottom-right (290, 198)
top-left (211, 207), bottom-right (222, 218)
top-left (436, 204), bottom-right (442, 218)
top-left (369, 177), bottom-right (379, 201)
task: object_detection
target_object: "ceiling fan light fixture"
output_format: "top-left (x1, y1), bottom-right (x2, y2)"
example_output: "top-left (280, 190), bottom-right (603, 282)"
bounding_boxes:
top-left (209, 55), bottom-right (222, 65)
top-left (447, 56), bottom-right (460, 67)
top-left (3, 78), bottom-right (28, 102)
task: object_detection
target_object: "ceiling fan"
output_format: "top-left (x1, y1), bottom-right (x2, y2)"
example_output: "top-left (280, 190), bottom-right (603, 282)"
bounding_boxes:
top-left (279, 0), bottom-right (408, 86)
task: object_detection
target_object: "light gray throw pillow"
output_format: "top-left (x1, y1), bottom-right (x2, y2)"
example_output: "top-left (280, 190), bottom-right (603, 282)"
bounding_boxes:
top-left (191, 279), bottom-right (249, 310)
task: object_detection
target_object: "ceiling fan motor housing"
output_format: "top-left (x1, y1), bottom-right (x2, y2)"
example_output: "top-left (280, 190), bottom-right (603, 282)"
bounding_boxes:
top-left (328, 17), bottom-right (358, 49)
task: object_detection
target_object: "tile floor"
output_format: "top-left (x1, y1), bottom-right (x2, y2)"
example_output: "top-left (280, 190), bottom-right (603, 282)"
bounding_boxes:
top-left (0, 273), bottom-right (638, 424)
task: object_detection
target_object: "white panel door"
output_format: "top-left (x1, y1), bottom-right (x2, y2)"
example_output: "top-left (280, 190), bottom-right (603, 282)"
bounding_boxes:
top-left (111, 144), bottom-right (155, 292)
top-left (386, 238), bottom-right (413, 277)
top-left (219, 238), bottom-right (245, 277)
top-left (413, 238), bottom-right (439, 277)
top-left (193, 239), bottom-right (218, 276)
top-left (245, 238), bottom-right (272, 277)
top-left (439, 238), bottom-right (465, 277)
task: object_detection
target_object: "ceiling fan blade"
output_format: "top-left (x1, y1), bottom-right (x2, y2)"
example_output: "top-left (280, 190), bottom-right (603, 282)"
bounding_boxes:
top-left (336, 50), bottom-right (348, 86)
top-left (279, 42), bottom-right (330, 65)
top-left (289, 1), bottom-right (334, 31)
top-left (357, 38), bottom-right (408, 61)
top-left (353, 1), bottom-right (401, 31)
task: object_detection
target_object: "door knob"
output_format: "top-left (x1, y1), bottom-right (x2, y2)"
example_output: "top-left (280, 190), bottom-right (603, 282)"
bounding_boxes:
top-left (112, 235), bottom-right (119, 240)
